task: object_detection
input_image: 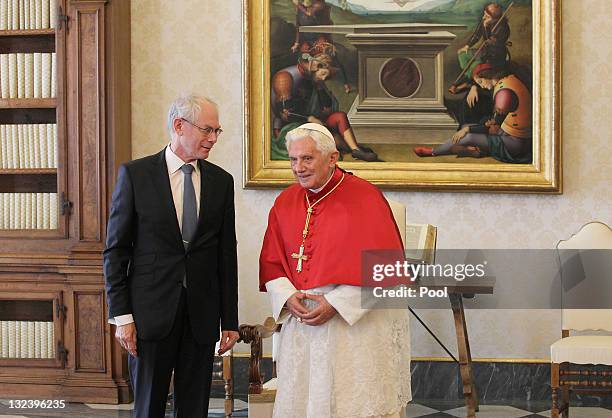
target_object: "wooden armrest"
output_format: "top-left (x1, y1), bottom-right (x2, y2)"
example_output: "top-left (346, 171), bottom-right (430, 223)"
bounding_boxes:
top-left (238, 317), bottom-right (279, 395)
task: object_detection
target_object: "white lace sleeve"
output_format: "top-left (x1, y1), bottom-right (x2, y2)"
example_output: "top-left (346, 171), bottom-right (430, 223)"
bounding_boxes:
top-left (324, 284), bottom-right (371, 326)
top-left (265, 277), bottom-right (296, 323)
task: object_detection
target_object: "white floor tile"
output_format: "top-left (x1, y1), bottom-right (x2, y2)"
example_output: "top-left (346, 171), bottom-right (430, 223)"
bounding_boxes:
top-left (405, 402), bottom-right (439, 417)
top-left (537, 407), bottom-right (612, 418)
top-left (85, 402), bottom-right (134, 410)
top-left (444, 405), bottom-right (532, 418)
top-left (209, 398), bottom-right (248, 410)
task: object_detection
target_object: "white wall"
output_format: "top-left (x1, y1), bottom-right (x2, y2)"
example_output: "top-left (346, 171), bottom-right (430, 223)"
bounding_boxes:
top-left (131, 0), bottom-right (612, 357)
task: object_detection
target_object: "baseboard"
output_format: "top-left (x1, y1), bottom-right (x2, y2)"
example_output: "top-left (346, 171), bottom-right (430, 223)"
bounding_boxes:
top-left (213, 357), bottom-right (612, 407)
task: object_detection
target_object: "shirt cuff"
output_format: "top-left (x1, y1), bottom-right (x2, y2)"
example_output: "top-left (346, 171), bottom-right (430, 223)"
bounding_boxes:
top-left (265, 277), bottom-right (297, 323)
top-left (324, 285), bottom-right (371, 326)
top-left (110, 314), bottom-right (134, 326)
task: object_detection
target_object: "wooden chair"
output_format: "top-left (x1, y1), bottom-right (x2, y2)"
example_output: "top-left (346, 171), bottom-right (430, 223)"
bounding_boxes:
top-left (239, 318), bottom-right (279, 418)
top-left (239, 317), bottom-right (278, 395)
top-left (386, 199), bottom-right (407, 245)
top-left (550, 221), bottom-right (612, 418)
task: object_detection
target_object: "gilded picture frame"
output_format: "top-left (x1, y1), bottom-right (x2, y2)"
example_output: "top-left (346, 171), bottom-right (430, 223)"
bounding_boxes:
top-left (243, 0), bottom-right (561, 193)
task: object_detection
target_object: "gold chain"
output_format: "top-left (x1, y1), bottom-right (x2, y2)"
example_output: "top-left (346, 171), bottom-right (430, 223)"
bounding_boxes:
top-left (291, 172), bottom-right (345, 273)
top-left (302, 172), bottom-right (345, 239)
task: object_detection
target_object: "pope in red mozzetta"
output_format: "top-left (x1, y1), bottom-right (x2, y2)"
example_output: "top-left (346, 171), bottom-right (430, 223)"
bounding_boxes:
top-left (259, 123), bottom-right (411, 418)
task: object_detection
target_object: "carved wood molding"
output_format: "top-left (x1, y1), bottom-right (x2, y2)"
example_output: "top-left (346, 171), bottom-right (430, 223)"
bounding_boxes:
top-left (72, 290), bottom-right (106, 372)
top-left (67, 0), bottom-right (107, 245)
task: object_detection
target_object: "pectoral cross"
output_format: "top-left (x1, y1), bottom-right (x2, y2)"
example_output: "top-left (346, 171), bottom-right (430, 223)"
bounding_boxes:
top-left (291, 244), bottom-right (309, 273)
top-left (290, 173), bottom-right (345, 273)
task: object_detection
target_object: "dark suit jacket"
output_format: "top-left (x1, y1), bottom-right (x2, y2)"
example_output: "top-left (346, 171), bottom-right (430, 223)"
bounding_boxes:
top-left (103, 148), bottom-right (238, 345)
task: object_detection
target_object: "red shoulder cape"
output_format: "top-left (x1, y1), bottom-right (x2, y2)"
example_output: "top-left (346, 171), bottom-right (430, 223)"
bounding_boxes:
top-left (259, 167), bottom-right (404, 291)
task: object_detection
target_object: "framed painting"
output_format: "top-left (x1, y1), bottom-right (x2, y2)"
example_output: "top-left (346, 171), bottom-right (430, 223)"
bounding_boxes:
top-left (243, 0), bottom-right (561, 192)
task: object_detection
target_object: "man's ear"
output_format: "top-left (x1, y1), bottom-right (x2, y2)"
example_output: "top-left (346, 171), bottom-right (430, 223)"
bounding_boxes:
top-left (173, 117), bottom-right (183, 135)
top-left (330, 150), bottom-right (339, 165)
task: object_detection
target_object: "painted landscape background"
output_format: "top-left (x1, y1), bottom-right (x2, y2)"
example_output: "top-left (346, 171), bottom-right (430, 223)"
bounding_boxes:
top-left (269, 0), bottom-right (533, 163)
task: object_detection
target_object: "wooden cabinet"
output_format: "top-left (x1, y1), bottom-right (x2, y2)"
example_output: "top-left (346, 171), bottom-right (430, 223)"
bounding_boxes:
top-left (0, 0), bottom-right (131, 403)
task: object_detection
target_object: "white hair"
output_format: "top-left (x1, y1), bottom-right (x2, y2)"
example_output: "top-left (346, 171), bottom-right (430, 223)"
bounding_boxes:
top-left (285, 128), bottom-right (336, 155)
top-left (167, 94), bottom-right (218, 138)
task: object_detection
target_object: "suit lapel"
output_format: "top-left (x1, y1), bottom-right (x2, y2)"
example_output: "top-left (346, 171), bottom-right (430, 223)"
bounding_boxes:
top-left (194, 159), bottom-right (211, 242)
top-left (153, 149), bottom-right (183, 249)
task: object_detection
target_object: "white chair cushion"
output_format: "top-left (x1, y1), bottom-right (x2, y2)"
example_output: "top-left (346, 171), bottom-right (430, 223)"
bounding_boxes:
top-left (551, 335), bottom-right (612, 364)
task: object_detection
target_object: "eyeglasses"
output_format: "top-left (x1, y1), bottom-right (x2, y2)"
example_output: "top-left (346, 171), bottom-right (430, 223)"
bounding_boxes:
top-left (181, 118), bottom-right (223, 138)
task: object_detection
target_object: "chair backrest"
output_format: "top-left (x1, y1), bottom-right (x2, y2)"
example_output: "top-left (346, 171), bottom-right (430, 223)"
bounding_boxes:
top-left (386, 199), bottom-right (406, 247)
top-left (557, 222), bottom-right (612, 332)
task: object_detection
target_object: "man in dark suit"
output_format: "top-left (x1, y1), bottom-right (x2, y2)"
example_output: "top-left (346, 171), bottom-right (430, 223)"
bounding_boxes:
top-left (104, 95), bottom-right (239, 418)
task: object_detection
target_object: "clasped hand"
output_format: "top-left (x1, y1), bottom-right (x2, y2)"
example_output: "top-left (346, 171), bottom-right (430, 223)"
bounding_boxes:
top-left (286, 292), bottom-right (337, 326)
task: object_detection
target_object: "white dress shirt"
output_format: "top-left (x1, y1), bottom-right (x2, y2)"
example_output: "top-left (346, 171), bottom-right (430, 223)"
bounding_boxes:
top-left (112, 145), bottom-right (201, 326)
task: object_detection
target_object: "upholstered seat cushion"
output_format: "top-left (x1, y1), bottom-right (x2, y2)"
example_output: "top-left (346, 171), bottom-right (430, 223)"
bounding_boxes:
top-left (551, 336), bottom-right (612, 364)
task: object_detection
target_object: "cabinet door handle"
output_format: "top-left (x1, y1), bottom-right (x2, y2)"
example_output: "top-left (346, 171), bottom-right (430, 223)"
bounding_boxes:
top-left (58, 6), bottom-right (70, 30)
top-left (60, 193), bottom-right (73, 216)
top-left (57, 342), bottom-right (68, 367)
top-left (55, 299), bottom-right (66, 319)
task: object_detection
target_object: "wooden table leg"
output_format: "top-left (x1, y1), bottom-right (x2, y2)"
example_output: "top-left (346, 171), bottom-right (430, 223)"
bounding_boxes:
top-left (449, 294), bottom-right (478, 418)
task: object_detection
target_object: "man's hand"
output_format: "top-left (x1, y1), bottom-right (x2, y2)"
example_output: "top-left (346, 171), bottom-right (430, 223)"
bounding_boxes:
top-left (115, 323), bottom-right (138, 357)
top-left (300, 294), bottom-right (337, 326)
top-left (281, 109), bottom-right (291, 121)
top-left (487, 123), bottom-right (500, 135)
top-left (452, 126), bottom-right (470, 144)
top-left (484, 119), bottom-right (501, 134)
top-left (449, 82), bottom-right (469, 95)
top-left (286, 292), bottom-right (309, 320)
top-left (458, 45), bottom-right (469, 54)
top-left (218, 330), bottom-right (240, 355)
top-left (467, 85), bottom-right (479, 108)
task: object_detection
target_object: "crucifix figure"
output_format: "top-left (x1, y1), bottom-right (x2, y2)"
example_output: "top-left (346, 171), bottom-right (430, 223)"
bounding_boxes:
top-left (291, 244), bottom-right (309, 272)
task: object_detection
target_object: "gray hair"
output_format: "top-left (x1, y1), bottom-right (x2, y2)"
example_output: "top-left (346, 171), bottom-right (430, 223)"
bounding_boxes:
top-left (285, 128), bottom-right (336, 155)
top-left (167, 94), bottom-right (218, 138)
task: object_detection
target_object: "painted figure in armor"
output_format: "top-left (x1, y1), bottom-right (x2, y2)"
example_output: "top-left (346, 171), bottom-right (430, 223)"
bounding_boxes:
top-left (416, 63), bottom-right (532, 164)
top-left (271, 39), bottom-right (378, 162)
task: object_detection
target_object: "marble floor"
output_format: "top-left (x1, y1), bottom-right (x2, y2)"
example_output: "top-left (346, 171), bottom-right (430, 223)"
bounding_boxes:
top-left (1, 398), bottom-right (612, 417)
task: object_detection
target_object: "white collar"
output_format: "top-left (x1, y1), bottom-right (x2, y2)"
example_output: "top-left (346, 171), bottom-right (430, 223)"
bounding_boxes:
top-left (165, 144), bottom-right (199, 175)
top-left (309, 168), bottom-right (335, 193)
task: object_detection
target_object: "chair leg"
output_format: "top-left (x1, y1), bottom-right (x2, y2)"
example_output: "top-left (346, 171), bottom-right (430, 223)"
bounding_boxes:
top-left (560, 362), bottom-right (570, 418)
top-left (551, 362), bottom-right (560, 418)
top-left (561, 384), bottom-right (569, 418)
top-left (223, 355), bottom-right (234, 417)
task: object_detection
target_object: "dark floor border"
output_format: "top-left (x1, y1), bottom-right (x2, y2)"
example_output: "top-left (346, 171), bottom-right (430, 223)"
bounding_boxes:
top-left (213, 356), bottom-right (612, 407)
